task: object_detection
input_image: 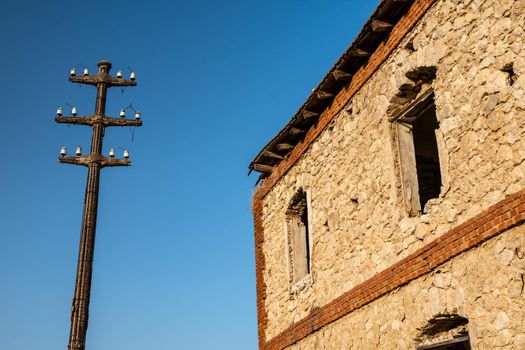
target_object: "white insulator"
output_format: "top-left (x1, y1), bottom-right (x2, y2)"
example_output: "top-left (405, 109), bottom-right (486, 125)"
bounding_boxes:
top-left (56, 107), bottom-right (63, 116)
top-left (123, 150), bottom-right (129, 159)
top-left (76, 146), bottom-right (82, 156)
top-left (120, 109), bottom-right (126, 118)
top-left (117, 70), bottom-right (123, 78)
top-left (70, 68), bottom-right (76, 77)
top-left (130, 72), bottom-right (135, 81)
top-left (135, 111), bottom-right (141, 120)
top-left (72, 107), bottom-right (78, 116)
top-left (60, 147), bottom-right (67, 156)
top-left (83, 68), bottom-right (89, 76)
top-left (109, 148), bottom-right (115, 158)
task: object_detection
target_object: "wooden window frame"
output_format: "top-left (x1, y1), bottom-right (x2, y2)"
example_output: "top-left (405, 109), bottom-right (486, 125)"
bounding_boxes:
top-left (390, 88), bottom-right (443, 216)
top-left (285, 189), bottom-right (313, 290)
top-left (416, 335), bottom-right (471, 350)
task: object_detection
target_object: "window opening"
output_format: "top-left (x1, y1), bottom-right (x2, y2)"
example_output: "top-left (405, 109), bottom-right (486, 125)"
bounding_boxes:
top-left (416, 314), bottom-right (470, 350)
top-left (286, 189), bottom-right (311, 284)
top-left (412, 103), bottom-right (442, 209)
top-left (392, 88), bottom-right (442, 215)
top-left (416, 336), bottom-right (470, 350)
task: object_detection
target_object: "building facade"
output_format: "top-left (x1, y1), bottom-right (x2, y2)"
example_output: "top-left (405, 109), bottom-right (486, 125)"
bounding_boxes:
top-left (250, 0), bottom-right (525, 349)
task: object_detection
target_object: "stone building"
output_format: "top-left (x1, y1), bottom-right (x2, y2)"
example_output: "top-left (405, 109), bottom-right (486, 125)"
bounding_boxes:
top-left (249, 0), bottom-right (525, 349)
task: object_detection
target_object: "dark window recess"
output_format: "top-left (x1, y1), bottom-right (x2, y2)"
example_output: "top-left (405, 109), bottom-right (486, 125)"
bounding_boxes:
top-left (412, 103), bottom-right (442, 209)
top-left (416, 336), bottom-right (471, 350)
top-left (287, 189), bottom-right (311, 283)
top-left (416, 314), bottom-right (470, 350)
top-left (301, 208), bottom-right (311, 275)
top-left (393, 88), bottom-right (443, 215)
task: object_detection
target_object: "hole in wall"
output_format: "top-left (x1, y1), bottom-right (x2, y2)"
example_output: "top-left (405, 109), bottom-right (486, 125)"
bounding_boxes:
top-left (501, 63), bottom-right (517, 86)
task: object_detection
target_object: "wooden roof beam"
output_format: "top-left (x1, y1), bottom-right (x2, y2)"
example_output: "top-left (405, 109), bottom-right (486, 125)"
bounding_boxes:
top-left (332, 69), bottom-right (352, 81)
top-left (371, 19), bottom-right (394, 32)
top-left (252, 163), bottom-right (274, 173)
top-left (289, 127), bottom-right (305, 135)
top-left (301, 109), bottom-right (320, 120)
top-left (316, 91), bottom-right (335, 100)
top-left (263, 150), bottom-right (285, 160)
top-left (349, 48), bottom-right (371, 58)
top-left (276, 143), bottom-right (295, 151)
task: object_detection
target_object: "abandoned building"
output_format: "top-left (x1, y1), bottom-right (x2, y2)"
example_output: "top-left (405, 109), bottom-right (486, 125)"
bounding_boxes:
top-left (249, 0), bottom-right (525, 349)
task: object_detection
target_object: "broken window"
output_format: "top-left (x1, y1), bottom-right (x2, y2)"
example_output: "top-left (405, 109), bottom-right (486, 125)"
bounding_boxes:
top-left (416, 314), bottom-right (471, 350)
top-left (286, 189), bottom-right (311, 285)
top-left (416, 336), bottom-right (471, 350)
top-left (392, 88), bottom-right (443, 215)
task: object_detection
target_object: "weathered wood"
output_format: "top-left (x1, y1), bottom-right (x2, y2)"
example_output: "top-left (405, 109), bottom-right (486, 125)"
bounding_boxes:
top-left (68, 75), bottom-right (99, 86)
top-left (105, 77), bottom-right (137, 87)
top-left (55, 116), bottom-right (96, 126)
top-left (332, 69), bottom-right (352, 81)
top-left (349, 48), bottom-right (371, 57)
top-left (371, 19), bottom-right (394, 32)
top-left (59, 154), bottom-right (131, 168)
top-left (397, 122), bottom-right (421, 216)
top-left (276, 143), bottom-right (295, 151)
top-left (416, 336), bottom-right (470, 350)
top-left (252, 163), bottom-right (274, 173)
top-left (59, 156), bottom-right (90, 167)
top-left (58, 60), bottom-right (141, 350)
top-left (316, 91), bottom-right (334, 100)
top-left (69, 75), bottom-right (136, 87)
top-left (289, 127), bottom-right (305, 135)
top-left (290, 216), bottom-right (309, 283)
top-left (55, 115), bottom-right (142, 127)
top-left (103, 116), bottom-right (142, 127)
top-left (100, 157), bottom-right (131, 167)
top-left (263, 150), bottom-right (285, 160)
top-left (389, 88), bottom-right (434, 122)
top-left (302, 110), bottom-right (319, 120)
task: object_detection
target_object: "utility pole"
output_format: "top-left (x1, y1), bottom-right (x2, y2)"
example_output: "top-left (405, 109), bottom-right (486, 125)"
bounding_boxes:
top-left (55, 60), bottom-right (142, 350)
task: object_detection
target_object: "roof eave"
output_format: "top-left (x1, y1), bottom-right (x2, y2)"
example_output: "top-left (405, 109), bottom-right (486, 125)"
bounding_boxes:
top-left (249, 0), bottom-right (413, 176)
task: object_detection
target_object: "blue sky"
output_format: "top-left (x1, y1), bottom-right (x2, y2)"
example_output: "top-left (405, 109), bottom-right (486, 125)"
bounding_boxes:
top-left (0, 1), bottom-right (379, 349)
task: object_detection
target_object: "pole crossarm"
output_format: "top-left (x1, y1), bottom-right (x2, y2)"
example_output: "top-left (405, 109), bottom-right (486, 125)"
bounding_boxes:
top-left (59, 155), bottom-right (131, 168)
top-left (69, 75), bottom-right (137, 87)
top-left (55, 115), bottom-right (143, 127)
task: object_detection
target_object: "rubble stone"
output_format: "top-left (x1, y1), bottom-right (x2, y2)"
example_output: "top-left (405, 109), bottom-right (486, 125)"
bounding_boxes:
top-left (257, 0), bottom-right (525, 348)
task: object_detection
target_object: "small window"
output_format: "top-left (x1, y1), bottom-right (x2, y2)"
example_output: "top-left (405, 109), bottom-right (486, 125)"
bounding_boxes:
top-left (392, 88), bottom-right (442, 215)
top-left (286, 189), bottom-right (311, 285)
top-left (416, 336), bottom-right (471, 350)
top-left (416, 314), bottom-right (470, 350)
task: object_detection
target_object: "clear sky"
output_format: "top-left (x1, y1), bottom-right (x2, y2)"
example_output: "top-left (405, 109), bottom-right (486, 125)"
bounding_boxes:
top-left (0, 1), bottom-right (379, 349)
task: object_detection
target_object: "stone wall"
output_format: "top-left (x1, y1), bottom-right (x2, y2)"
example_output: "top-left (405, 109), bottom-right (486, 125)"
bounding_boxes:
top-left (257, 0), bottom-right (525, 344)
top-left (284, 225), bottom-right (525, 349)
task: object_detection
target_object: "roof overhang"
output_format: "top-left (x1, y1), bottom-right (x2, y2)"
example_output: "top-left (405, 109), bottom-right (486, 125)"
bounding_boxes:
top-left (249, 0), bottom-right (414, 178)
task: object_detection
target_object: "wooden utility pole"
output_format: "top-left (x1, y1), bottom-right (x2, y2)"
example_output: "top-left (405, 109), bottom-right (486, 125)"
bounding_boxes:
top-left (56, 60), bottom-right (142, 350)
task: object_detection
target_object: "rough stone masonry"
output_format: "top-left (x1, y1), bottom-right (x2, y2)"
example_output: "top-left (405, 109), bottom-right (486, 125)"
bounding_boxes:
top-left (251, 0), bottom-right (525, 349)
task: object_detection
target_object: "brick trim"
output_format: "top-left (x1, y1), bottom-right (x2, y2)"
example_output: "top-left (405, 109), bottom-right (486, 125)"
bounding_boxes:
top-left (253, 0), bottom-right (438, 203)
top-left (253, 199), bottom-right (269, 348)
top-left (257, 189), bottom-right (525, 350)
top-left (253, 0), bottom-right (440, 347)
